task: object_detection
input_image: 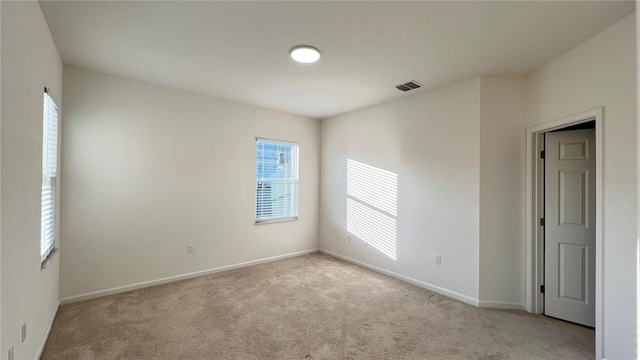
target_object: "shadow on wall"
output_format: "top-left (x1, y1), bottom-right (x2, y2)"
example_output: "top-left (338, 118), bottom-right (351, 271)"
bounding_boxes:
top-left (346, 159), bottom-right (398, 260)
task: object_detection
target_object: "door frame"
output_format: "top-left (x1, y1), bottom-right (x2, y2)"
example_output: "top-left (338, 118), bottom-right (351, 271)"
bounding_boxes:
top-left (525, 107), bottom-right (603, 359)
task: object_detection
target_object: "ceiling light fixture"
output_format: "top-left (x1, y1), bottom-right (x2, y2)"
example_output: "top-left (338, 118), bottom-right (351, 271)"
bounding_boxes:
top-left (290, 46), bottom-right (321, 64)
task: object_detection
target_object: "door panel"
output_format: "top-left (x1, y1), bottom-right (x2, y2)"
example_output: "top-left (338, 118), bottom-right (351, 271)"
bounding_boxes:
top-left (559, 170), bottom-right (587, 226)
top-left (544, 129), bottom-right (595, 327)
top-left (558, 243), bottom-right (587, 302)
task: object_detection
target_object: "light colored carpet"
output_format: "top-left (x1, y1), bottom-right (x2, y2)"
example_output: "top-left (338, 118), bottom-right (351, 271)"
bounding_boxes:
top-left (42, 253), bottom-right (594, 359)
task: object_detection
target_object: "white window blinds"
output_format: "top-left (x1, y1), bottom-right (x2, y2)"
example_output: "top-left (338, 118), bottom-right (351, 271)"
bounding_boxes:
top-left (256, 139), bottom-right (299, 223)
top-left (41, 91), bottom-right (58, 263)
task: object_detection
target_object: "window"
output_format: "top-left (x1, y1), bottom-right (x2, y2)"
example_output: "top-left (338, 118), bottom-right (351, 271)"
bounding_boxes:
top-left (255, 139), bottom-right (299, 223)
top-left (41, 90), bottom-right (59, 264)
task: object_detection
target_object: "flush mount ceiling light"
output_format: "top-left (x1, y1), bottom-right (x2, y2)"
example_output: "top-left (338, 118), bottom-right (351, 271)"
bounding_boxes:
top-left (290, 46), bottom-right (321, 63)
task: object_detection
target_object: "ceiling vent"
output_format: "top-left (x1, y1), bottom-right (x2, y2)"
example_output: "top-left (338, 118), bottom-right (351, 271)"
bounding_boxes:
top-left (395, 81), bottom-right (422, 92)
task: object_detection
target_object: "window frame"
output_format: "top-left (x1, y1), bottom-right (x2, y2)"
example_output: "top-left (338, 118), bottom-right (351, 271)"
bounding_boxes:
top-left (41, 89), bottom-right (59, 267)
top-left (254, 137), bottom-right (299, 224)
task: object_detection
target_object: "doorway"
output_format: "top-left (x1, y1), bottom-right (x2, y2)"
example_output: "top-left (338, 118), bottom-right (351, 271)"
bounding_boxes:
top-left (525, 108), bottom-right (603, 359)
top-left (544, 124), bottom-right (595, 327)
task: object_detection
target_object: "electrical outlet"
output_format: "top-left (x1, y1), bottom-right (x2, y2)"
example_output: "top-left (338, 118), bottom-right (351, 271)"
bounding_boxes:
top-left (435, 255), bottom-right (441, 265)
top-left (8, 346), bottom-right (13, 360)
top-left (187, 244), bottom-right (194, 254)
top-left (347, 234), bottom-right (352, 243)
top-left (21, 322), bottom-right (26, 343)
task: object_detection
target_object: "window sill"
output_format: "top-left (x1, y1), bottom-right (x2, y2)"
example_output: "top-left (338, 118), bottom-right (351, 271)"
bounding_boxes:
top-left (41, 248), bottom-right (58, 270)
top-left (255, 217), bottom-right (298, 225)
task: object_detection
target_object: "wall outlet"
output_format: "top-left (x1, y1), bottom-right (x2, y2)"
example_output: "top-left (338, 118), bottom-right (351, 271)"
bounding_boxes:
top-left (435, 255), bottom-right (442, 265)
top-left (21, 322), bottom-right (26, 343)
top-left (347, 234), bottom-right (352, 243)
top-left (8, 346), bottom-right (13, 360)
top-left (187, 244), bottom-right (194, 254)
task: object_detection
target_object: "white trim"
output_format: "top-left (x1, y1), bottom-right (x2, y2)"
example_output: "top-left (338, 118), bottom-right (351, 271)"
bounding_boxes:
top-left (526, 130), bottom-right (546, 314)
top-left (525, 107), bottom-right (603, 360)
top-left (37, 300), bottom-right (59, 360)
top-left (60, 249), bottom-right (318, 304)
top-left (255, 216), bottom-right (298, 225)
top-left (478, 300), bottom-right (526, 310)
top-left (320, 249), bottom-right (480, 307)
top-left (255, 137), bottom-right (299, 146)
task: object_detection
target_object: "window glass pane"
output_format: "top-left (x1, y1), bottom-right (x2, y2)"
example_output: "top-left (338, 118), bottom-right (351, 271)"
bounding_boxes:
top-left (41, 92), bottom-right (58, 262)
top-left (256, 139), bottom-right (299, 222)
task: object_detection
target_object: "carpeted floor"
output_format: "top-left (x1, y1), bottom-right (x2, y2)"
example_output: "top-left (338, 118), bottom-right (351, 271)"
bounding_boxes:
top-left (42, 253), bottom-right (594, 359)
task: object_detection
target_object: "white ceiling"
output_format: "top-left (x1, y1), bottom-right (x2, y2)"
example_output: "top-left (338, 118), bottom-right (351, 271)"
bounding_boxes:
top-left (39, 1), bottom-right (634, 119)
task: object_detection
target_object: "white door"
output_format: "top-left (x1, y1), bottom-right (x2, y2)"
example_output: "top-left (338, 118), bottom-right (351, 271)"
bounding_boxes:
top-left (544, 128), bottom-right (596, 327)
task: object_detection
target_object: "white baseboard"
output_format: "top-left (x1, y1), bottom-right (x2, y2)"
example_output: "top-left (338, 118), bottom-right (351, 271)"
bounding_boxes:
top-left (478, 300), bottom-right (526, 310)
top-left (60, 247), bottom-right (526, 312)
top-left (60, 248), bottom-right (319, 304)
top-left (320, 249), bottom-right (480, 307)
top-left (37, 300), bottom-right (59, 360)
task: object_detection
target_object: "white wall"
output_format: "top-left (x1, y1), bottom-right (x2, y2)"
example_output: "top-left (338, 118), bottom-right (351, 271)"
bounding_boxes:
top-left (319, 12), bottom-right (637, 359)
top-left (59, 66), bottom-right (320, 300)
top-left (527, 14), bottom-right (636, 359)
top-left (320, 79), bottom-right (481, 303)
top-left (318, 75), bottom-right (528, 308)
top-left (0, 0), bottom-right (3, 352)
top-left (478, 76), bottom-right (528, 308)
top-left (1, 2), bottom-right (63, 359)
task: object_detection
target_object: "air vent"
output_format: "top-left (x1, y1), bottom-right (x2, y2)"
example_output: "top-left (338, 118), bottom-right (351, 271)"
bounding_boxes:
top-left (395, 81), bottom-right (422, 92)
